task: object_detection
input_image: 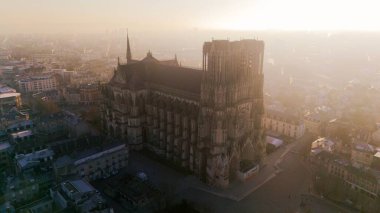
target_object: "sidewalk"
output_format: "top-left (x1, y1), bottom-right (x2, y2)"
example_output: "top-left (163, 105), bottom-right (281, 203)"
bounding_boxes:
top-left (303, 193), bottom-right (357, 213)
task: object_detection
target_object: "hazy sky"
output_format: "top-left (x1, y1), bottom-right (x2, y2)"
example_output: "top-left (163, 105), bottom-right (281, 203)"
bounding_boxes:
top-left (1, 0), bottom-right (380, 34)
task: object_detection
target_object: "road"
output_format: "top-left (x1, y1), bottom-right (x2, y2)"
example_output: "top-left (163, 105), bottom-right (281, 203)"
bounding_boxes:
top-left (177, 134), bottom-right (356, 212)
top-left (97, 133), bottom-right (357, 213)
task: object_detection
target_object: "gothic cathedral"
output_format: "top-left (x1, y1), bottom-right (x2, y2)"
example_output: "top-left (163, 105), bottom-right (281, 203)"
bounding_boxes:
top-left (102, 35), bottom-right (265, 187)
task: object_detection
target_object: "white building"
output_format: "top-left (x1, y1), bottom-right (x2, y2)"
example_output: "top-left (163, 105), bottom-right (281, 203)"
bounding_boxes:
top-left (310, 137), bottom-right (335, 155)
top-left (0, 84), bottom-right (21, 115)
top-left (15, 148), bottom-right (54, 172)
top-left (54, 143), bottom-right (128, 181)
top-left (10, 130), bottom-right (34, 142)
top-left (263, 107), bottom-right (305, 139)
top-left (266, 136), bottom-right (284, 153)
top-left (18, 73), bottom-right (57, 93)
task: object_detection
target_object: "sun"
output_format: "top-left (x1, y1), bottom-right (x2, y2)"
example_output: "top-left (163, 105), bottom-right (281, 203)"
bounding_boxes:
top-left (204, 0), bottom-right (380, 31)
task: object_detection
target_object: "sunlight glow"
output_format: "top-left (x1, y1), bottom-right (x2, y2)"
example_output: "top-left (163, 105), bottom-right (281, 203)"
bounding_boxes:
top-left (205, 0), bottom-right (380, 31)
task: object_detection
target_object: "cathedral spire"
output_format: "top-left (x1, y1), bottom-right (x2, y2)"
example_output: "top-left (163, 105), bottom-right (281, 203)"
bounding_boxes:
top-left (126, 30), bottom-right (132, 63)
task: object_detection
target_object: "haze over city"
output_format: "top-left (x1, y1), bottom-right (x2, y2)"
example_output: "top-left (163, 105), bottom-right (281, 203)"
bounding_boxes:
top-left (1, 1), bottom-right (380, 213)
top-left (2, 0), bottom-right (380, 33)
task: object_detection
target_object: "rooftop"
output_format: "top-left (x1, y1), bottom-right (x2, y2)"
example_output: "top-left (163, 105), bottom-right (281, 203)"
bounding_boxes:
top-left (62, 179), bottom-right (94, 194)
top-left (54, 143), bottom-right (126, 168)
top-left (0, 142), bottom-right (10, 151)
top-left (56, 179), bottom-right (111, 212)
top-left (312, 137), bottom-right (335, 146)
top-left (374, 152), bottom-right (380, 158)
top-left (266, 108), bottom-right (303, 124)
top-left (0, 107), bottom-right (29, 122)
top-left (73, 143), bottom-right (126, 166)
top-left (19, 73), bottom-right (55, 82)
top-left (111, 58), bottom-right (202, 95)
top-left (7, 119), bottom-right (33, 129)
top-left (0, 92), bottom-right (20, 99)
top-left (304, 112), bottom-right (322, 121)
top-left (16, 148), bottom-right (54, 169)
top-left (0, 84), bottom-right (16, 94)
top-left (266, 136), bottom-right (284, 148)
top-left (354, 143), bottom-right (375, 153)
top-left (314, 150), bottom-right (380, 182)
top-left (11, 130), bottom-right (33, 139)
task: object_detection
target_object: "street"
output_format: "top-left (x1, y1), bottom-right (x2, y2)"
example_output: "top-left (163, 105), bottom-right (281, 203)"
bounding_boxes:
top-left (178, 134), bottom-right (356, 212)
top-left (97, 133), bottom-right (357, 213)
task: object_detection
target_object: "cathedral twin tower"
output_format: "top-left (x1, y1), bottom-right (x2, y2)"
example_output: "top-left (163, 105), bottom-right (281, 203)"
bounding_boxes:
top-left (102, 35), bottom-right (265, 187)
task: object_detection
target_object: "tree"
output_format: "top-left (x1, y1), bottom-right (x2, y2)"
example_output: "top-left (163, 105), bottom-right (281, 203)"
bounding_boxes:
top-left (34, 98), bottom-right (60, 115)
top-left (335, 126), bottom-right (350, 142)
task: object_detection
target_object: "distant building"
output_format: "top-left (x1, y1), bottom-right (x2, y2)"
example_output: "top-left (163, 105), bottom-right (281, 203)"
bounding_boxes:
top-left (0, 84), bottom-right (21, 115)
top-left (17, 196), bottom-right (53, 213)
top-left (62, 70), bottom-right (75, 84)
top-left (18, 73), bottom-right (57, 93)
top-left (35, 116), bottom-right (67, 137)
top-left (304, 112), bottom-right (322, 136)
top-left (6, 120), bottom-right (33, 133)
top-left (265, 136), bottom-right (284, 153)
top-left (262, 108), bottom-right (305, 139)
top-left (31, 53), bottom-right (55, 63)
top-left (50, 179), bottom-right (113, 213)
top-left (79, 83), bottom-right (102, 105)
top-left (53, 143), bottom-right (128, 182)
top-left (0, 66), bottom-right (15, 82)
top-left (0, 108), bottom-right (30, 131)
top-left (310, 137), bottom-right (335, 155)
top-left (32, 89), bottom-right (61, 103)
top-left (15, 148), bottom-right (54, 173)
top-left (351, 143), bottom-right (376, 167)
top-left (62, 87), bottom-right (81, 105)
top-left (8, 127), bottom-right (44, 153)
top-left (3, 175), bottom-right (40, 204)
top-left (311, 151), bottom-right (380, 199)
top-left (50, 69), bottom-right (75, 85)
top-left (0, 142), bottom-right (11, 168)
top-left (10, 130), bottom-right (34, 147)
top-left (70, 71), bottom-right (100, 86)
top-left (0, 48), bottom-right (11, 60)
top-left (63, 84), bottom-right (102, 105)
top-left (327, 118), bottom-right (374, 143)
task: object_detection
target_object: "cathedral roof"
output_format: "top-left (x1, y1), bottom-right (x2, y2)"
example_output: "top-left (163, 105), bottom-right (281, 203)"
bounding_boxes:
top-left (110, 59), bottom-right (202, 94)
top-left (147, 63), bottom-right (202, 93)
top-left (159, 59), bottom-right (179, 67)
top-left (141, 51), bottom-right (160, 63)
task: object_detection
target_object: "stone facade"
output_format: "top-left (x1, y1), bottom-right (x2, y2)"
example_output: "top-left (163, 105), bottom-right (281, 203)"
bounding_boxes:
top-left (312, 151), bottom-right (380, 199)
top-left (102, 37), bottom-right (265, 187)
top-left (18, 73), bottom-right (57, 93)
top-left (262, 109), bottom-right (305, 139)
